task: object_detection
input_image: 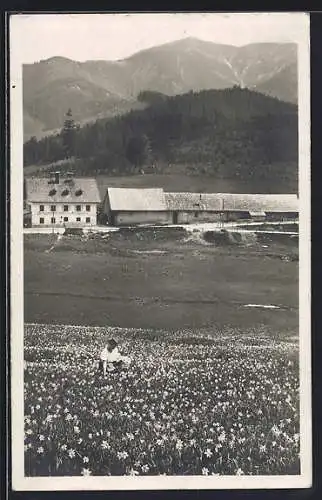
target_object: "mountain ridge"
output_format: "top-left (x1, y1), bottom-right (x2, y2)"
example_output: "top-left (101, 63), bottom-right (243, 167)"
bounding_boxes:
top-left (23, 38), bottom-right (297, 141)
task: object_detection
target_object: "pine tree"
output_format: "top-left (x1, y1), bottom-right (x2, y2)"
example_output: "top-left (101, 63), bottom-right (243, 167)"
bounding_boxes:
top-left (61, 108), bottom-right (76, 159)
top-left (125, 134), bottom-right (151, 169)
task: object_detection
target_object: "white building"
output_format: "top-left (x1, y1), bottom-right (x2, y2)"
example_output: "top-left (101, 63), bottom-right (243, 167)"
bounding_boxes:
top-left (103, 187), bottom-right (172, 226)
top-left (25, 172), bottom-right (101, 227)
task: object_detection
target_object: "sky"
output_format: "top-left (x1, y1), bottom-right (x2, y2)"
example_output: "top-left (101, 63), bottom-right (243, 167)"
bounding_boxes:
top-left (10, 12), bottom-right (309, 64)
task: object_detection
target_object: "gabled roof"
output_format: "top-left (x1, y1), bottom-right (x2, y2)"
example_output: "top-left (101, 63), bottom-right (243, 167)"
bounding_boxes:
top-left (25, 177), bottom-right (101, 204)
top-left (107, 188), bottom-right (167, 211)
top-left (165, 192), bottom-right (298, 213)
top-left (165, 192), bottom-right (223, 211)
top-left (218, 194), bottom-right (298, 213)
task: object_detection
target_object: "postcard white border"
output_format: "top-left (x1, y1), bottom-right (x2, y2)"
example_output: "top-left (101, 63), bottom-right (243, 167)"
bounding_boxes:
top-left (10, 12), bottom-right (311, 491)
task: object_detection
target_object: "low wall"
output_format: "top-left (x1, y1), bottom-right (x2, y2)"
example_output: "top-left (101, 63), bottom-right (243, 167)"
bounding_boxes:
top-left (176, 212), bottom-right (222, 224)
top-left (114, 211), bottom-right (173, 226)
top-left (203, 229), bottom-right (298, 248)
top-left (175, 211), bottom-right (251, 224)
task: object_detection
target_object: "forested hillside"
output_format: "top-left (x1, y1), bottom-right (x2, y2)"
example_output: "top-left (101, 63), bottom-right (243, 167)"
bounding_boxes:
top-left (24, 87), bottom-right (298, 190)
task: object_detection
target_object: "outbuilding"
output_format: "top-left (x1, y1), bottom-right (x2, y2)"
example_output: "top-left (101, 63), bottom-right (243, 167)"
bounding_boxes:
top-left (219, 194), bottom-right (299, 222)
top-left (103, 187), bottom-right (172, 226)
top-left (165, 192), bottom-right (227, 224)
top-left (165, 192), bottom-right (298, 224)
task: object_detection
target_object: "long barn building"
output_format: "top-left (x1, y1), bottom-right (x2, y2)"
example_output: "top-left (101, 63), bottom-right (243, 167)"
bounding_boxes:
top-left (103, 188), bottom-right (298, 226)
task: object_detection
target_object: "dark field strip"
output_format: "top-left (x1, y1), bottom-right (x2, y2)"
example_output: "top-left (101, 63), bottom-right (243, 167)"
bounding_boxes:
top-left (25, 290), bottom-right (296, 309)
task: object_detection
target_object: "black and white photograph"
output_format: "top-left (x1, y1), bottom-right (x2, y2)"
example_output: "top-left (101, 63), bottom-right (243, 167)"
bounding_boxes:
top-left (10, 12), bottom-right (311, 490)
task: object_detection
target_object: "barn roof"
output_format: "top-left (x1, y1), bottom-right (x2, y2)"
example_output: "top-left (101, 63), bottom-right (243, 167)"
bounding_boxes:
top-left (25, 177), bottom-right (101, 204)
top-left (165, 192), bottom-right (223, 211)
top-left (165, 192), bottom-right (298, 213)
top-left (219, 194), bottom-right (298, 213)
top-left (107, 188), bottom-right (167, 211)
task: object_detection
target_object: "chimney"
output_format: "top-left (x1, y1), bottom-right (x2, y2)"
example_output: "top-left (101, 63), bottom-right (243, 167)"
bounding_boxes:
top-left (65, 171), bottom-right (74, 184)
top-left (49, 172), bottom-right (55, 184)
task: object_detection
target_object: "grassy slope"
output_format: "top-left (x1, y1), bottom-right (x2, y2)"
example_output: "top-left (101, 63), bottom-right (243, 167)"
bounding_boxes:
top-left (94, 173), bottom-right (297, 197)
top-left (24, 232), bottom-right (298, 333)
top-left (23, 170), bottom-right (298, 196)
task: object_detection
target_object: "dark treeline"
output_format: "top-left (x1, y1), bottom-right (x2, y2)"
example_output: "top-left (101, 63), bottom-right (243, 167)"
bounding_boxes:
top-left (23, 87), bottom-right (298, 184)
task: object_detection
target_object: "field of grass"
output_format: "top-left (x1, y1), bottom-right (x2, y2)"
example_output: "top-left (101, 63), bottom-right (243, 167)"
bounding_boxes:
top-left (23, 169), bottom-right (297, 196)
top-left (94, 174), bottom-right (289, 197)
top-left (24, 229), bottom-right (298, 331)
top-left (24, 323), bottom-right (299, 477)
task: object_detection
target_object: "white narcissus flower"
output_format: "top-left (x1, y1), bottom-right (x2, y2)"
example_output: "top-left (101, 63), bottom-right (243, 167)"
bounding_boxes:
top-left (176, 439), bottom-right (183, 450)
top-left (218, 432), bottom-right (226, 443)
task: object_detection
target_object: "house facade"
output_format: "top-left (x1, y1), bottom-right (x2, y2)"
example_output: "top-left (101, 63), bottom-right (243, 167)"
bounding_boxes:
top-left (104, 188), bottom-right (172, 226)
top-left (25, 172), bottom-right (101, 227)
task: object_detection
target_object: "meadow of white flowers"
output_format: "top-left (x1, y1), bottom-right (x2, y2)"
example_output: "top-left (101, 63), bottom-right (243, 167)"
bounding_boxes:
top-left (24, 324), bottom-right (300, 477)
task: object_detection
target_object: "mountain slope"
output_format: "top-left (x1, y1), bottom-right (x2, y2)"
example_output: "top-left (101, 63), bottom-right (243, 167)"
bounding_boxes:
top-left (23, 56), bottom-right (144, 138)
top-left (23, 38), bottom-right (297, 140)
top-left (254, 63), bottom-right (298, 103)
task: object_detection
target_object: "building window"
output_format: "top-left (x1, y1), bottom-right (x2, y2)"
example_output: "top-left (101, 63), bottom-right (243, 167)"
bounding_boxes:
top-left (40, 205), bottom-right (44, 212)
top-left (51, 217), bottom-right (56, 224)
top-left (64, 217), bottom-right (68, 222)
top-left (64, 205), bottom-right (68, 212)
top-left (76, 217), bottom-right (81, 222)
top-left (51, 205), bottom-right (56, 212)
top-left (39, 217), bottom-right (44, 224)
top-left (76, 205), bottom-right (81, 211)
top-left (86, 205), bottom-right (91, 212)
top-left (86, 217), bottom-right (91, 223)
top-left (194, 211), bottom-right (199, 218)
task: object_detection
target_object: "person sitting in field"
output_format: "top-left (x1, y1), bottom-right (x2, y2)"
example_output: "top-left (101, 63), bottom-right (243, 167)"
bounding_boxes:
top-left (99, 339), bottom-right (131, 376)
